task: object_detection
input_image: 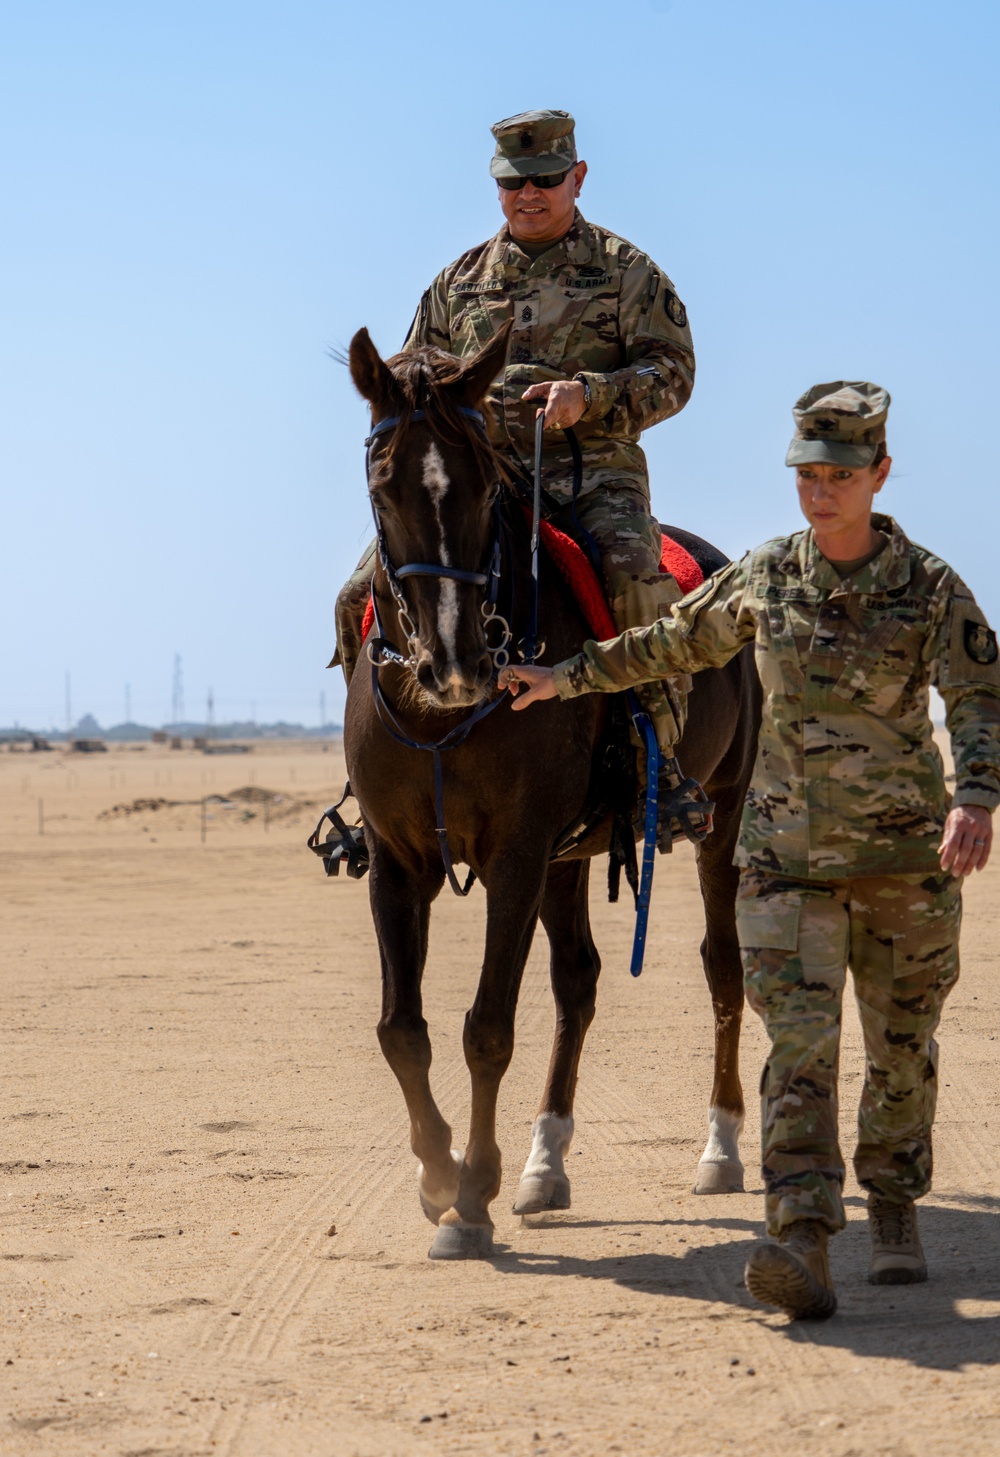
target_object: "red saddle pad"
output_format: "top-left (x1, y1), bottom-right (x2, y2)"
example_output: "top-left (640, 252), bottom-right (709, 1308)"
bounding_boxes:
top-left (359, 523), bottom-right (704, 647)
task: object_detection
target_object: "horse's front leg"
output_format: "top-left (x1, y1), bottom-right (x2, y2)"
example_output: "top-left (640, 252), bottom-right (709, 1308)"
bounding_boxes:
top-left (513, 859), bottom-right (600, 1215)
top-left (368, 843), bottom-right (461, 1227)
top-left (429, 854), bottom-right (546, 1260)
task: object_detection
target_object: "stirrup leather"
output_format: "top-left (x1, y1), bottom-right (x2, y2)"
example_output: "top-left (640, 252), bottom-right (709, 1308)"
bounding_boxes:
top-left (307, 784), bottom-right (369, 880)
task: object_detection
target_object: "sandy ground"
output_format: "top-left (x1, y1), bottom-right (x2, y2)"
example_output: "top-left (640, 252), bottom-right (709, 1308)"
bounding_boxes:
top-left (2, 736), bottom-right (999, 1457)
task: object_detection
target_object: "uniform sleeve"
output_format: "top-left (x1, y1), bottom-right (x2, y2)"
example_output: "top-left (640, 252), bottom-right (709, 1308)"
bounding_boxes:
top-left (930, 577), bottom-right (1000, 811)
top-left (552, 555), bottom-right (756, 699)
top-left (572, 252), bottom-right (695, 430)
top-left (401, 270), bottom-right (452, 353)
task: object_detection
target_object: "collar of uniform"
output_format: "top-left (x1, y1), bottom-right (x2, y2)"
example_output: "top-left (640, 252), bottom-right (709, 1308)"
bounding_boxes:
top-left (490, 209), bottom-right (595, 280)
top-left (786, 513), bottom-right (913, 594)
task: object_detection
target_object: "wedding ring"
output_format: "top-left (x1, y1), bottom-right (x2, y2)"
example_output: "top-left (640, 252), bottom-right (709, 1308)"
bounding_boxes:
top-left (974, 839), bottom-right (986, 845)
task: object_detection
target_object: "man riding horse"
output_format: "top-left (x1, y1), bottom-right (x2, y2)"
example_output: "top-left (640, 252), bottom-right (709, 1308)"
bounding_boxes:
top-left (332, 108), bottom-right (710, 857)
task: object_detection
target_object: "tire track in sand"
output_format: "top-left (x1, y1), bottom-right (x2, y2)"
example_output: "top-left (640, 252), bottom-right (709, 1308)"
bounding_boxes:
top-left (200, 942), bottom-right (559, 1453)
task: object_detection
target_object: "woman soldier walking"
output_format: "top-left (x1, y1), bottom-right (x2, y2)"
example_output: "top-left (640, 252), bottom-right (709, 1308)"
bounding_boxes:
top-left (501, 382), bottom-right (1000, 1320)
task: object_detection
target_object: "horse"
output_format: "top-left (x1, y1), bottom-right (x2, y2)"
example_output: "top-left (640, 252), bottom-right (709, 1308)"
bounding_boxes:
top-left (340, 322), bottom-right (761, 1259)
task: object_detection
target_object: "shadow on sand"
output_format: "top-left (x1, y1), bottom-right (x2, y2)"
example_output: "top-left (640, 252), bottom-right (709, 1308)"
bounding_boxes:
top-left (494, 1193), bottom-right (1000, 1369)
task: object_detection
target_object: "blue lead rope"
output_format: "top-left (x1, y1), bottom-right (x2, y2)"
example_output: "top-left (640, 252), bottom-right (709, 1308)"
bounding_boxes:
top-left (628, 697), bottom-right (660, 978)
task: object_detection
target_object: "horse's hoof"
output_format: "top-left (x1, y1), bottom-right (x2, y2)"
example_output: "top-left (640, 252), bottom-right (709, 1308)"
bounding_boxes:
top-left (512, 1174), bottom-right (571, 1215)
top-left (693, 1159), bottom-right (745, 1194)
top-left (428, 1219), bottom-right (495, 1260)
top-left (418, 1150), bottom-right (463, 1227)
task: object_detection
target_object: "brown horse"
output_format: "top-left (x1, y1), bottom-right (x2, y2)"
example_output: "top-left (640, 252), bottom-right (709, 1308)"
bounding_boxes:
top-left (342, 324), bottom-right (761, 1259)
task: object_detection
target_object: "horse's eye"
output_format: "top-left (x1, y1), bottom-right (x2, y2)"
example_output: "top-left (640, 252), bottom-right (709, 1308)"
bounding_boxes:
top-left (486, 482), bottom-right (500, 505)
top-left (370, 492), bottom-right (390, 514)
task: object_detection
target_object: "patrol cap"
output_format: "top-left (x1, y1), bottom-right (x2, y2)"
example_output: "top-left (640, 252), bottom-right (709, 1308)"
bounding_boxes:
top-left (489, 109), bottom-right (577, 180)
top-left (786, 381), bottom-right (890, 467)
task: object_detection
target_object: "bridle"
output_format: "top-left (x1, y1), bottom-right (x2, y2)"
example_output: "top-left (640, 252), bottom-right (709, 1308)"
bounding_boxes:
top-left (364, 408), bottom-right (511, 676)
top-left (361, 406), bottom-right (513, 896)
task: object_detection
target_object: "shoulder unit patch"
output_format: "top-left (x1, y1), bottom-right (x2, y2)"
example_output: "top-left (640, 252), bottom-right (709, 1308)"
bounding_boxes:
top-left (964, 619), bottom-right (999, 665)
top-left (665, 291), bottom-right (688, 328)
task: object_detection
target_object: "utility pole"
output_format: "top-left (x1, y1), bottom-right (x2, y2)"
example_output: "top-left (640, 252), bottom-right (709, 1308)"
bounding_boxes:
top-left (172, 654), bottom-right (184, 727)
top-left (207, 687), bottom-right (215, 738)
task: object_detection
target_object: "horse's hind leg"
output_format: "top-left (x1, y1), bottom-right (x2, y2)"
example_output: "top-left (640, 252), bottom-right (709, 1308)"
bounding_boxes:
top-left (692, 814), bottom-right (746, 1194)
top-left (369, 846), bottom-right (461, 1227)
top-left (513, 859), bottom-right (600, 1216)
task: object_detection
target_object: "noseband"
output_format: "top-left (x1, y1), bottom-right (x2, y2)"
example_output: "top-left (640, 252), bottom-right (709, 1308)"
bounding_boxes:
top-left (364, 408), bottom-right (510, 674)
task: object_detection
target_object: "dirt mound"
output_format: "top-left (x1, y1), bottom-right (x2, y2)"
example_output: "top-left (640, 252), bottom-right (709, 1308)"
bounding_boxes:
top-left (98, 796), bottom-right (177, 819)
top-left (226, 785), bottom-right (283, 804)
top-left (97, 786), bottom-right (327, 831)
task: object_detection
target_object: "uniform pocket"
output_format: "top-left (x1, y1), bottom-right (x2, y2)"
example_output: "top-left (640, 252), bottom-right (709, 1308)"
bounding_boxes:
top-left (736, 895), bottom-right (800, 951)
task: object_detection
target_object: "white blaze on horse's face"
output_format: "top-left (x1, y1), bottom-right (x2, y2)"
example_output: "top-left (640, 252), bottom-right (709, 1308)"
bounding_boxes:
top-left (421, 442), bottom-right (462, 686)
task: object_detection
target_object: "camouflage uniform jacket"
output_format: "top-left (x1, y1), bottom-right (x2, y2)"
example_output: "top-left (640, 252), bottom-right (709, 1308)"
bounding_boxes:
top-left (403, 210), bottom-right (695, 503)
top-left (552, 514), bottom-right (1000, 878)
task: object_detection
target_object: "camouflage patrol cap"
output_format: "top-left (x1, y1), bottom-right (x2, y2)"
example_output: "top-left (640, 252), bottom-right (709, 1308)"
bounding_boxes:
top-left (786, 381), bottom-right (891, 467)
top-left (489, 109), bottom-right (577, 180)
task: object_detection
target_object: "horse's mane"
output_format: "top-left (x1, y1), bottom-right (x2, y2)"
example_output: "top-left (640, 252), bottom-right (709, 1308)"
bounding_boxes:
top-left (382, 347), bottom-right (511, 489)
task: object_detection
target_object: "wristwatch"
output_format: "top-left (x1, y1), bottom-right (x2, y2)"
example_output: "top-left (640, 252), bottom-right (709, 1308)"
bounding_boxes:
top-left (573, 373), bottom-right (592, 414)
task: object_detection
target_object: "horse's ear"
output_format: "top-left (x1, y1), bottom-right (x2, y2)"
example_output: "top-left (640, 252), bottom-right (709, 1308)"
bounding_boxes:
top-left (349, 328), bottom-right (395, 410)
top-left (456, 321), bottom-right (513, 407)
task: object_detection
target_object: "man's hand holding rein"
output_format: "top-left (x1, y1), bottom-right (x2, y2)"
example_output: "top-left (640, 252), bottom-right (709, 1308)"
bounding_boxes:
top-left (521, 379), bottom-right (587, 431)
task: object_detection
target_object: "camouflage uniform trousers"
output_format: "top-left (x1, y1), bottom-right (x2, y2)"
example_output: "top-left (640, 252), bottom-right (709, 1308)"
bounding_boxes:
top-left (332, 485), bottom-right (686, 751)
top-left (736, 867), bottom-right (962, 1237)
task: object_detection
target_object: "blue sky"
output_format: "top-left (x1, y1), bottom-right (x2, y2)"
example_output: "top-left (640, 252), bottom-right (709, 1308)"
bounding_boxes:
top-left (2, 0), bottom-right (997, 728)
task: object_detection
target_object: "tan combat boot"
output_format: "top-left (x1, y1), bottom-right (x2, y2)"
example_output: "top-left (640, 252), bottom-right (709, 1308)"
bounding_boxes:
top-left (868, 1193), bottom-right (927, 1285)
top-left (744, 1220), bottom-right (838, 1320)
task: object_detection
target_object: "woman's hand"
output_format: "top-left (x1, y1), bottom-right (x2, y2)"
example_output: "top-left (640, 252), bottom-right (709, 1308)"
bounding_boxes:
top-left (939, 804), bottom-right (993, 876)
top-left (499, 664), bottom-right (558, 710)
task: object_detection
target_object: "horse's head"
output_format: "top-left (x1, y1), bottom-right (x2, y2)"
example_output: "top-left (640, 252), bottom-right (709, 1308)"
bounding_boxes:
top-left (349, 324), bottom-right (513, 710)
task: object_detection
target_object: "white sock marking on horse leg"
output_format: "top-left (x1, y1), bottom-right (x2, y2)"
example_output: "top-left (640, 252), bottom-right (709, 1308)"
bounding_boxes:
top-left (699, 1105), bottom-right (745, 1166)
top-left (521, 1113), bottom-right (574, 1182)
top-left (421, 442), bottom-right (460, 672)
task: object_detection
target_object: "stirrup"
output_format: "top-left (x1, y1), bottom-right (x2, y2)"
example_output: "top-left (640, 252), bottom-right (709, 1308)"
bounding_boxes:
top-left (656, 757), bottom-right (715, 851)
top-left (307, 785), bottom-right (369, 880)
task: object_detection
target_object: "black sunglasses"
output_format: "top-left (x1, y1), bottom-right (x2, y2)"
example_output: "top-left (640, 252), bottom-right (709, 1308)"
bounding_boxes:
top-left (496, 170), bottom-right (570, 192)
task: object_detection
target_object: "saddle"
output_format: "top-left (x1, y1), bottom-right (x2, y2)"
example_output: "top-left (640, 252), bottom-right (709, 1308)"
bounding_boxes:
top-left (359, 519), bottom-right (704, 648)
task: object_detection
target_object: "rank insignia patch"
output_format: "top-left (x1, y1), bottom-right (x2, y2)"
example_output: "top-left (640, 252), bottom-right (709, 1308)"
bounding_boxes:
top-left (665, 291), bottom-right (688, 328)
top-left (964, 619), bottom-right (999, 665)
